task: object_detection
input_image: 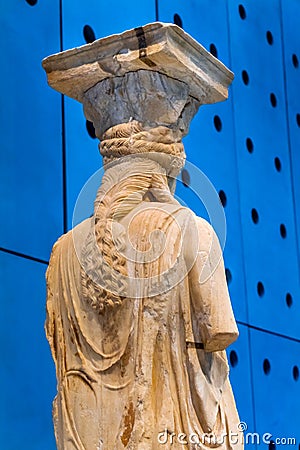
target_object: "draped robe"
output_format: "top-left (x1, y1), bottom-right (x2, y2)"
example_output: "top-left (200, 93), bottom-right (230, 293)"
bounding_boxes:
top-left (46, 201), bottom-right (243, 450)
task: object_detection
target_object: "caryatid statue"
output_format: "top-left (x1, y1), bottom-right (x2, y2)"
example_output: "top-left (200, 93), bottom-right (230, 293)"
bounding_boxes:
top-left (43, 23), bottom-right (243, 450)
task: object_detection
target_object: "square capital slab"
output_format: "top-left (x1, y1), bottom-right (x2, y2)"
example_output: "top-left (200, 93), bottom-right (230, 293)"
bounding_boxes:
top-left (42, 22), bottom-right (234, 105)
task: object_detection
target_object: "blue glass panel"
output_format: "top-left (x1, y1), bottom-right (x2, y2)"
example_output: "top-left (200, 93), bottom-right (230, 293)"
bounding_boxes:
top-left (227, 0), bottom-right (300, 338)
top-left (0, 0), bottom-right (63, 261)
top-left (227, 324), bottom-right (255, 433)
top-left (0, 251), bottom-right (56, 450)
top-left (281, 0), bottom-right (300, 275)
top-left (250, 329), bottom-right (300, 447)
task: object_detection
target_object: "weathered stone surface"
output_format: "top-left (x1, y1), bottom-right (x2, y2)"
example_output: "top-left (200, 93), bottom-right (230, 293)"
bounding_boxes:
top-left (43, 21), bottom-right (242, 450)
top-left (42, 22), bottom-right (233, 105)
top-left (83, 70), bottom-right (200, 138)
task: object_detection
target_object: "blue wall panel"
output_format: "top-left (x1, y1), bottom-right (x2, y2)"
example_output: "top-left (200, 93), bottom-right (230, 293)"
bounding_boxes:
top-left (64, 96), bottom-right (101, 228)
top-left (0, 1), bottom-right (63, 261)
top-left (227, 324), bottom-right (255, 433)
top-left (280, 0), bottom-right (300, 272)
top-left (227, 0), bottom-right (300, 339)
top-left (0, 252), bottom-right (56, 450)
top-left (249, 329), bottom-right (300, 447)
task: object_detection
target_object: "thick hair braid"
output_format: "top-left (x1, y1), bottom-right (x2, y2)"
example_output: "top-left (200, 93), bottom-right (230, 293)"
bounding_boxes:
top-left (80, 168), bottom-right (170, 313)
top-left (99, 121), bottom-right (185, 165)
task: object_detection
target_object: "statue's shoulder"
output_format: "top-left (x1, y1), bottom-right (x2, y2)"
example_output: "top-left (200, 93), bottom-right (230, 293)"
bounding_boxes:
top-left (183, 213), bottom-right (219, 254)
top-left (46, 218), bottom-right (92, 286)
top-left (49, 217), bottom-right (92, 259)
top-left (194, 215), bottom-right (215, 237)
top-left (182, 210), bottom-right (215, 236)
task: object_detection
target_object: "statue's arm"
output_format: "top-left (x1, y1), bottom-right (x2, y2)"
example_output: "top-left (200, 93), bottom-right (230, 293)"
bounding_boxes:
top-left (184, 216), bottom-right (239, 352)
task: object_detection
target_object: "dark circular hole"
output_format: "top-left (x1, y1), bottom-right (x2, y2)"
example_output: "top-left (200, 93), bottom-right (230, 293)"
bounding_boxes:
top-left (214, 115), bottom-right (222, 132)
top-left (225, 268), bottom-right (232, 285)
top-left (266, 30), bottom-right (274, 45)
top-left (269, 441), bottom-right (276, 450)
top-left (251, 208), bottom-right (259, 224)
top-left (238, 4), bottom-right (246, 20)
top-left (209, 43), bottom-right (218, 58)
top-left (229, 350), bottom-right (238, 367)
top-left (173, 13), bottom-right (183, 28)
top-left (292, 54), bottom-right (299, 68)
top-left (270, 93), bottom-right (277, 107)
top-left (181, 168), bottom-right (190, 187)
top-left (241, 70), bottom-right (249, 85)
top-left (296, 114), bottom-right (300, 127)
top-left (274, 157), bottom-right (281, 172)
top-left (246, 137), bottom-right (254, 153)
top-left (257, 281), bottom-right (265, 297)
top-left (286, 292), bottom-right (293, 308)
top-left (293, 365), bottom-right (299, 381)
top-left (219, 190), bottom-right (227, 207)
top-left (280, 223), bottom-right (287, 238)
top-left (263, 358), bottom-right (271, 375)
top-left (26, 0), bottom-right (38, 4)
top-left (83, 25), bottom-right (96, 43)
top-left (86, 120), bottom-right (96, 139)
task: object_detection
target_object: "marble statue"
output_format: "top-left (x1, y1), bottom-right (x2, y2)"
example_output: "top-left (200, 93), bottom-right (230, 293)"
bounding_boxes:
top-left (43, 23), bottom-right (243, 450)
